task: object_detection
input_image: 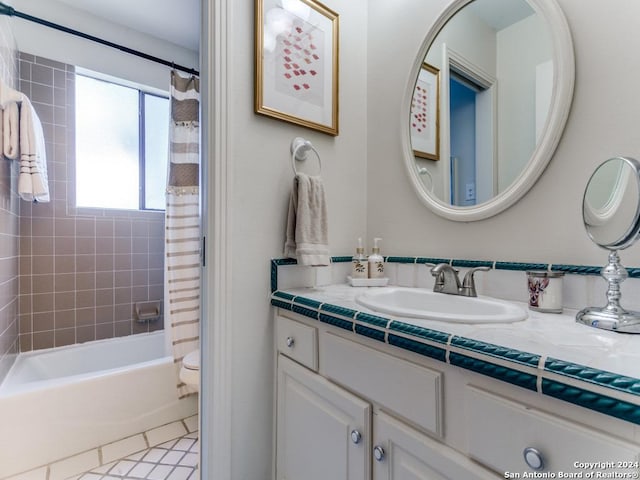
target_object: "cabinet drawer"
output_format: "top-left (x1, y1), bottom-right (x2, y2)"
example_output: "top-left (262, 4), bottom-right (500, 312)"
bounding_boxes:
top-left (276, 315), bottom-right (318, 371)
top-left (466, 386), bottom-right (640, 475)
top-left (321, 332), bottom-right (442, 437)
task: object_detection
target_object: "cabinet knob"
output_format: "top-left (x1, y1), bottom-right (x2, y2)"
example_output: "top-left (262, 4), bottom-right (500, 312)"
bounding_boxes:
top-left (523, 447), bottom-right (544, 471)
top-left (286, 336), bottom-right (295, 348)
top-left (350, 430), bottom-right (362, 444)
top-left (373, 445), bottom-right (385, 462)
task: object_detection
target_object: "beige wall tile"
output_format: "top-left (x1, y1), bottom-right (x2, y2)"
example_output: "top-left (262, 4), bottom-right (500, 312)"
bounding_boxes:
top-left (14, 53), bottom-right (166, 353)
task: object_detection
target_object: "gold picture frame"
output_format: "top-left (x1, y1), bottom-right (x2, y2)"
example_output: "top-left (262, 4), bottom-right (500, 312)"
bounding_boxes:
top-left (255, 0), bottom-right (339, 136)
top-left (411, 62), bottom-right (440, 160)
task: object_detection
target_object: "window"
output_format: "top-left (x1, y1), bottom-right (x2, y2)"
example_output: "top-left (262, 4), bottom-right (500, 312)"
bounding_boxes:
top-left (75, 74), bottom-right (169, 210)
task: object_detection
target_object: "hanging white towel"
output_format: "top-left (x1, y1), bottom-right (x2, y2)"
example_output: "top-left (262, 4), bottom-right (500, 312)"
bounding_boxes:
top-left (3, 101), bottom-right (18, 160)
top-left (18, 97), bottom-right (49, 203)
top-left (284, 173), bottom-right (330, 266)
top-left (0, 82), bottom-right (49, 203)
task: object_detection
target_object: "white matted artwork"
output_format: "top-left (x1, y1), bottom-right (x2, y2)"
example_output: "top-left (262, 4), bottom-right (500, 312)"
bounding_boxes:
top-left (411, 62), bottom-right (440, 160)
top-left (255, 0), bottom-right (339, 136)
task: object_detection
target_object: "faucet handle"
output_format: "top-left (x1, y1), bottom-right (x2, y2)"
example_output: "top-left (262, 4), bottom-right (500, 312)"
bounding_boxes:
top-left (461, 266), bottom-right (491, 297)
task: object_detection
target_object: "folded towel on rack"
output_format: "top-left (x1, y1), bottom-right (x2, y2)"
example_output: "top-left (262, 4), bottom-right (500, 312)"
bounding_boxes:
top-left (284, 173), bottom-right (330, 266)
top-left (3, 102), bottom-right (18, 160)
top-left (18, 96), bottom-right (49, 203)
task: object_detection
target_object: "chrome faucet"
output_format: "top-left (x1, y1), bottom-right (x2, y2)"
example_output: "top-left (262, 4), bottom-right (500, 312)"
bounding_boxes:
top-left (429, 264), bottom-right (490, 297)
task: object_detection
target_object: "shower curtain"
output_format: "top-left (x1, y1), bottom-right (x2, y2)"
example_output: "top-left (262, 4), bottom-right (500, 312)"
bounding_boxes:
top-left (165, 70), bottom-right (200, 398)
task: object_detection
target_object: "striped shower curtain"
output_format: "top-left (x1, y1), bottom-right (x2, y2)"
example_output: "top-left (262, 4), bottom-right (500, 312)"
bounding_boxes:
top-left (165, 70), bottom-right (200, 398)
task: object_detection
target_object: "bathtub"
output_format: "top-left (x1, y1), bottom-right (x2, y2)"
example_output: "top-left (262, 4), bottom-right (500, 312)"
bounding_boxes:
top-left (0, 331), bottom-right (197, 478)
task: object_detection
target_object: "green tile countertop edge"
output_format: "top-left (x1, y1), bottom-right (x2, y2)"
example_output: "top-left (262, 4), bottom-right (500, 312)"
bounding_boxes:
top-left (271, 290), bottom-right (640, 426)
top-left (270, 256), bottom-right (640, 293)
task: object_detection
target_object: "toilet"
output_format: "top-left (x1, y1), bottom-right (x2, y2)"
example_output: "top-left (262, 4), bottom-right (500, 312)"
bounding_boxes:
top-left (179, 350), bottom-right (200, 391)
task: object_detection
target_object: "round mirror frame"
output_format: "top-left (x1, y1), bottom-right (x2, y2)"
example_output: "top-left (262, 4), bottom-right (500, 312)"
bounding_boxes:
top-left (401, 0), bottom-right (575, 222)
top-left (583, 157), bottom-right (640, 251)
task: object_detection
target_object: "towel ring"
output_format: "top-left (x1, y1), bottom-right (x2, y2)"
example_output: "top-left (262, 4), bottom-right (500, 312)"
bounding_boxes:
top-left (291, 137), bottom-right (322, 176)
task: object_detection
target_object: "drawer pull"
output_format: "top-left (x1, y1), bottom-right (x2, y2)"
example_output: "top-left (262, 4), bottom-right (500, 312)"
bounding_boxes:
top-left (350, 430), bottom-right (362, 444)
top-left (373, 445), bottom-right (385, 462)
top-left (286, 336), bottom-right (295, 348)
top-left (523, 447), bottom-right (544, 471)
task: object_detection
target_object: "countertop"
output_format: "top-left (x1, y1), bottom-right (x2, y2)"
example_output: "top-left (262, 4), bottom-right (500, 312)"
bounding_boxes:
top-left (271, 283), bottom-right (640, 425)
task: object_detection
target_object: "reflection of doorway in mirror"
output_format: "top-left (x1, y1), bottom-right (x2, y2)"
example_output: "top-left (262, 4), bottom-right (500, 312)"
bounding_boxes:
top-left (441, 46), bottom-right (497, 206)
top-left (447, 63), bottom-right (496, 206)
top-left (449, 75), bottom-right (477, 206)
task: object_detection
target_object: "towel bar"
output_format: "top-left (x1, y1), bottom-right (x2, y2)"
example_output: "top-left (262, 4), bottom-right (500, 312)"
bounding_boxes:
top-left (291, 137), bottom-right (322, 176)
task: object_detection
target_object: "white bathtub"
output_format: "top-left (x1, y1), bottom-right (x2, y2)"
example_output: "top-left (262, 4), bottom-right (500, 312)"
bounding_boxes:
top-left (0, 331), bottom-right (197, 478)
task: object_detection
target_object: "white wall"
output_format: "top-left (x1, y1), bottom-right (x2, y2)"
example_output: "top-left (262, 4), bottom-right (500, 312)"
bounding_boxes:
top-left (497, 14), bottom-right (551, 190)
top-left (10, 0), bottom-right (198, 90)
top-left (223, 0), bottom-right (368, 478)
top-left (367, 0), bottom-right (640, 267)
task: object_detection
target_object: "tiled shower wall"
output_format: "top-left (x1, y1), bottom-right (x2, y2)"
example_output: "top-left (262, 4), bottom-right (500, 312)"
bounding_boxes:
top-left (18, 52), bottom-right (165, 352)
top-left (0, 19), bottom-right (18, 384)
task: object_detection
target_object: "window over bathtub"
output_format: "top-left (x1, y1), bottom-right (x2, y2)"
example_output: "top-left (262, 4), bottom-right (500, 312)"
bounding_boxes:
top-left (75, 70), bottom-right (169, 211)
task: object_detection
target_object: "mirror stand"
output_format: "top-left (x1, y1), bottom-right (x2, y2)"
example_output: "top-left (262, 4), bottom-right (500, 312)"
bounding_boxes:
top-left (577, 157), bottom-right (640, 334)
top-left (576, 252), bottom-right (640, 333)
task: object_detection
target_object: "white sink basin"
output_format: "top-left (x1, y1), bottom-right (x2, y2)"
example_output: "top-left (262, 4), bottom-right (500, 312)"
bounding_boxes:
top-left (355, 288), bottom-right (528, 324)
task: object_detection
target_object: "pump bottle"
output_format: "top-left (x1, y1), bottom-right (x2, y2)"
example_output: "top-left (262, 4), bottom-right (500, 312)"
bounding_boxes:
top-left (351, 238), bottom-right (369, 279)
top-left (368, 238), bottom-right (384, 278)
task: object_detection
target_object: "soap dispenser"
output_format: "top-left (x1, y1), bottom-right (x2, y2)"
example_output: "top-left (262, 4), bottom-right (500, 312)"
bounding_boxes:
top-left (368, 238), bottom-right (385, 278)
top-left (351, 237), bottom-right (369, 279)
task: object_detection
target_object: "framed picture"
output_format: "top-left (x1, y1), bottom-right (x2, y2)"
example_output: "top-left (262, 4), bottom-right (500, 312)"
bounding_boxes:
top-left (411, 62), bottom-right (440, 160)
top-left (255, 0), bottom-right (339, 136)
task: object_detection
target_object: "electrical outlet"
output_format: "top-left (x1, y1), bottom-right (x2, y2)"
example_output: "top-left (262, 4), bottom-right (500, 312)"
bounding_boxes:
top-left (465, 182), bottom-right (475, 201)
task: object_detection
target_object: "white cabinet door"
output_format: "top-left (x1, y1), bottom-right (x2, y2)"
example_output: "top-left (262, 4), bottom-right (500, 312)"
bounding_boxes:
top-left (372, 411), bottom-right (499, 480)
top-left (276, 354), bottom-right (371, 480)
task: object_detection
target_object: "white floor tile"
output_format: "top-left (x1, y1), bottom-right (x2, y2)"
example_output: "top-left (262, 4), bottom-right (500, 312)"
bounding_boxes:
top-left (126, 451), bottom-right (146, 461)
top-left (157, 439), bottom-right (178, 449)
top-left (160, 451), bottom-right (185, 465)
top-left (173, 439), bottom-right (195, 452)
top-left (128, 462), bottom-right (155, 478)
top-left (167, 466), bottom-right (193, 480)
top-left (147, 464), bottom-right (174, 480)
top-left (178, 453), bottom-right (198, 467)
top-left (143, 448), bottom-right (168, 463)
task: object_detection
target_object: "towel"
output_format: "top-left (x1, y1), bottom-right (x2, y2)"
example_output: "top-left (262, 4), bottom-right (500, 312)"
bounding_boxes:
top-left (284, 173), bottom-right (330, 266)
top-left (17, 97), bottom-right (49, 203)
top-left (3, 102), bottom-right (18, 160)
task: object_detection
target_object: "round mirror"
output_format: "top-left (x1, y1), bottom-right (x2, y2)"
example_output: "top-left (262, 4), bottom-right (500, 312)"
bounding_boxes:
top-left (402, 0), bottom-right (575, 221)
top-left (583, 157), bottom-right (640, 250)
top-left (576, 157), bottom-right (640, 334)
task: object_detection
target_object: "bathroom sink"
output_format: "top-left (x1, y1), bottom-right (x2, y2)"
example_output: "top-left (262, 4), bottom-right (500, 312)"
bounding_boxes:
top-left (355, 288), bottom-right (528, 324)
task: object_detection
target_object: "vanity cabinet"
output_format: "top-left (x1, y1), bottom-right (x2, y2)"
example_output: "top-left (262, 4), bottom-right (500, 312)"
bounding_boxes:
top-left (276, 354), bottom-right (370, 480)
top-left (275, 312), bottom-right (497, 480)
top-left (274, 310), bottom-right (640, 479)
top-left (466, 385), bottom-right (640, 474)
top-left (372, 410), bottom-right (494, 480)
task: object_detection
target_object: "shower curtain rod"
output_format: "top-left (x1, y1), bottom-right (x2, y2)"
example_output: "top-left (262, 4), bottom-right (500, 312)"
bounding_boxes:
top-left (0, 2), bottom-right (199, 76)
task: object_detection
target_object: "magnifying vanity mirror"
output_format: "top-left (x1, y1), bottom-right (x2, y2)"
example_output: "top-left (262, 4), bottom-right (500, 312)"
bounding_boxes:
top-left (576, 157), bottom-right (640, 333)
top-left (402, 0), bottom-right (575, 221)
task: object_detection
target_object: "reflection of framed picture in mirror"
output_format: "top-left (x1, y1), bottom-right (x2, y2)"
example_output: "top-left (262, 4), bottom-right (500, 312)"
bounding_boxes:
top-left (411, 62), bottom-right (440, 160)
top-left (255, 0), bottom-right (339, 136)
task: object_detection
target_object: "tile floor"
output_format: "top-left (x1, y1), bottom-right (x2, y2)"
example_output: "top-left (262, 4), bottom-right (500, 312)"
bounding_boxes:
top-left (4, 416), bottom-right (199, 480)
top-left (73, 432), bottom-right (198, 480)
